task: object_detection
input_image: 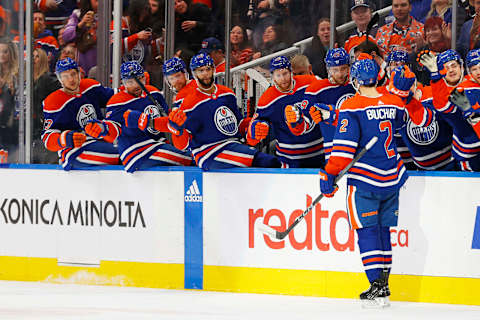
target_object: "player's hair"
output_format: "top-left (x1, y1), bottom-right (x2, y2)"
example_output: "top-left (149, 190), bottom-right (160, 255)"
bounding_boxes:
top-left (291, 54), bottom-right (311, 70)
top-left (354, 40), bottom-right (383, 59)
top-left (33, 48), bottom-right (49, 82)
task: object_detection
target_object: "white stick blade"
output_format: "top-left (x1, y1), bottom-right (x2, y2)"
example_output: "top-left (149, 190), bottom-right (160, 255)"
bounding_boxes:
top-left (257, 223), bottom-right (278, 239)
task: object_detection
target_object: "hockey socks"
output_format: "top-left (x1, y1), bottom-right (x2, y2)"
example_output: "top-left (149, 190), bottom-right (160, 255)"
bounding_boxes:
top-left (356, 225), bottom-right (392, 284)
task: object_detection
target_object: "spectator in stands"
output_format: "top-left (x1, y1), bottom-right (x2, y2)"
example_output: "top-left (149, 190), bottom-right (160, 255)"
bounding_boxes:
top-left (413, 16), bottom-right (451, 85)
top-left (344, 0), bottom-right (378, 57)
top-left (63, 0), bottom-right (98, 74)
top-left (35, 0), bottom-right (78, 35)
top-left (150, 0), bottom-right (165, 36)
top-left (252, 24), bottom-right (288, 60)
top-left (33, 48), bottom-right (61, 164)
top-left (0, 38), bottom-right (18, 163)
top-left (457, 0), bottom-right (480, 58)
top-left (376, 0), bottom-right (425, 54)
top-left (57, 26), bottom-right (67, 47)
top-left (174, 0), bottom-right (214, 53)
top-left (200, 37), bottom-right (226, 73)
top-left (426, 0), bottom-right (452, 24)
top-left (230, 25), bottom-right (253, 67)
top-left (304, 18), bottom-right (333, 78)
top-left (290, 54), bottom-right (314, 76)
top-left (14, 10), bottom-right (60, 71)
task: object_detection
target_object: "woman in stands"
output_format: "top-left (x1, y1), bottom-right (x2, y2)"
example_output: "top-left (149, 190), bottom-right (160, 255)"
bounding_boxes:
top-left (252, 24), bottom-right (288, 60)
top-left (230, 25), bottom-right (253, 67)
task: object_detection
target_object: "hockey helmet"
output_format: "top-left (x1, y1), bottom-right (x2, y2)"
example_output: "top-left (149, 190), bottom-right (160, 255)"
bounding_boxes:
top-left (55, 57), bottom-right (78, 75)
top-left (350, 59), bottom-right (379, 86)
top-left (386, 50), bottom-right (409, 64)
top-left (120, 61), bottom-right (145, 80)
top-left (437, 49), bottom-right (462, 71)
top-left (163, 57), bottom-right (188, 76)
top-left (190, 53), bottom-right (214, 72)
top-left (270, 56), bottom-right (291, 74)
top-left (325, 48), bottom-right (350, 67)
top-left (466, 49), bottom-right (480, 69)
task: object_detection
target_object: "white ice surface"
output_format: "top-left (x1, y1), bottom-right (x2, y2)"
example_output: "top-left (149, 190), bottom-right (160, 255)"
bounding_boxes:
top-left (0, 280), bottom-right (479, 320)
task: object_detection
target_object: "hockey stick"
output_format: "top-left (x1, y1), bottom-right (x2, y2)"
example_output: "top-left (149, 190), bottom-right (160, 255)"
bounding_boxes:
top-left (130, 73), bottom-right (169, 117)
top-left (257, 136), bottom-right (378, 240)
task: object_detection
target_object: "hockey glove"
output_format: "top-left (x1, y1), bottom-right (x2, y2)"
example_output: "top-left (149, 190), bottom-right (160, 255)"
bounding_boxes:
top-left (387, 65), bottom-right (416, 99)
top-left (417, 50), bottom-right (442, 81)
top-left (123, 110), bottom-right (150, 131)
top-left (247, 120), bottom-right (269, 144)
top-left (319, 169), bottom-right (338, 198)
top-left (85, 119), bottom-right (108, 139)
top-left (449, 87), bottom-right (472, 112)
top-left (58, 130), bottom-right (87, 148)
top-left (309, 103), bottom-right (336, 125)
top-left (167, 108), bottom-right (187, 136)
top-left (284, 105), bottom-right (304, 128)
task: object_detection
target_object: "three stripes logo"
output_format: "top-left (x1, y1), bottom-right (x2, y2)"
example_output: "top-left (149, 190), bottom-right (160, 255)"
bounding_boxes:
top-left (185, 179), bottom-right (203, 202)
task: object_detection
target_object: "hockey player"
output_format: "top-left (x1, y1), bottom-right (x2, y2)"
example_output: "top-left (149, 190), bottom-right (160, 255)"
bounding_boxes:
top-left (167, 53), bottom-right (281, 170)
top-left (163, 57), bottom-right (197, 109)
top-left (42, 58), bottom-right (120, 170)
top-left (86, 61), bottom-right (193, 173)
top-left (248, 56), bottom-right (322, 168)
top-left (294, 48), bottom-right (355, 161)
top-left (419, 49), bottom-right (480, 171)
top-left (385, 52), bottom-right (457, 171)
top-left (319, 58), bottom-right (432, 307)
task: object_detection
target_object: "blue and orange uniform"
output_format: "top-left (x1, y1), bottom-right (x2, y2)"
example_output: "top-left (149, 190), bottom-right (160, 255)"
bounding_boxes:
top-left (42, 78), bottom-right (120, 170)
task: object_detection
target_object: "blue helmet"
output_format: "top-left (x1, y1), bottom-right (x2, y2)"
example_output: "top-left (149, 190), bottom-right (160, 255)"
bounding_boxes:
top-left (190, 53), bottom-right (214, 72)
top-left (163, 57), bottom-right (188, 76)
top-left (466, 49), bottom-right (480, 69)
top-left (270, 56), bottom-right (291, 74)
top-left (437, 49), bottom-right (462, 71)
top-left (120, 61), bottom-right (145, 80)
top-left (350, 59), bottom-right (379, 86)
top-left (55, 57), bottom-right (78, 75)
top-left (386, 50), bottom-right (409, 64)
top-left (325, 48), bottom-right (349, 67)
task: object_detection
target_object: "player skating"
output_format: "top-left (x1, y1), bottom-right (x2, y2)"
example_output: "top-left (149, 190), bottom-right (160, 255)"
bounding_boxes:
top-left (318, 58), bottom-right (432, 308)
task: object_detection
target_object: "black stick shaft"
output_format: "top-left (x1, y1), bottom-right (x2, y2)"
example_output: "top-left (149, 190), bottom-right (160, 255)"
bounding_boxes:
top-left (133, 76), bottom-right (168, 117)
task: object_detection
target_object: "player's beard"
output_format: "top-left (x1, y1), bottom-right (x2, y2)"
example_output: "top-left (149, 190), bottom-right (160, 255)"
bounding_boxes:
top-left (197, 76), bottom-right (214, 89)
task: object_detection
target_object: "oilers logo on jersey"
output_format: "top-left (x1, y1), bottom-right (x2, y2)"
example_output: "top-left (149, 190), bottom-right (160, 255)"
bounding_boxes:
top-left (214, 106), bottom-right (238, 136)
top-left (76, 104), bottom-right (97, 128)
top-left (143, 105), bottom-right (161, 135)
top-left (406, 119), bottom-right (439, 146)
top-left (336, 93), bottom-right (355, 110)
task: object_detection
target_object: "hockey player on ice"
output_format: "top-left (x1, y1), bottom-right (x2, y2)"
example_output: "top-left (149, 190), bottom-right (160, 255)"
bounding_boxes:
top-left (42, 58), bottom-right (120, 170)
top-left (318, 58), bottom-right (432, 308)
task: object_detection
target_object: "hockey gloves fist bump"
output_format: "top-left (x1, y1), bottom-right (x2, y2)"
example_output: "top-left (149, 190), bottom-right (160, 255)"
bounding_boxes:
top-left (123, 110), bottom-right (150, 131)
top-left (58, 130), bottom-right (87, 148)
top-left (284, 105), bottom-right (304, 128)
top-left (319, 169), bottom-right (338, 198)
top-left (417, 50), bottom-right (442, 81)
top-left (168, 108), bottom-right (187, 136)
top-left (387, 65), bottom-right (416, 102)
top-left (449, 87), bottom-right (472, 112)
top-left (85, 119), bottom-right (108, 139)
top-left (247, 120), bottom-right (269, 145)
top-left (309, 103), bottom-right (336, 125)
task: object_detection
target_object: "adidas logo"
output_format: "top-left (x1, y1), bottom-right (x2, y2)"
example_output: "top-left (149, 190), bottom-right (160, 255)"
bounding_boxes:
top-left (185, 179), bottom-right (203, 202)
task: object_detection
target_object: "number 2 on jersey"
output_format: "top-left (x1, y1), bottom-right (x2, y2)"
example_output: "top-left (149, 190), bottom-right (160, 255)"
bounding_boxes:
top-left (379, 120), bottom-right (395, 158)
